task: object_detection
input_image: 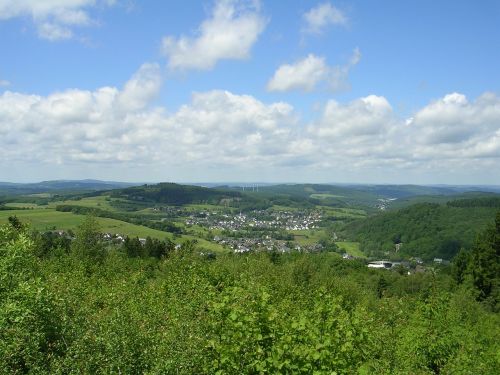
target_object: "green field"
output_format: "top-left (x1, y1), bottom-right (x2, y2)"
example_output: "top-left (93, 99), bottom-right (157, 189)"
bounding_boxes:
top-left (310, 193), bottom-right (344, 199)
top-left (320, 207), bottom-right (367, 218)
top-left (0, 208), bottom-right (167, 237)
top-left (0, 208), bottom-right (225, 251)
top-left (4, 202), bottom-right (41, 209)
top-left (1, 208), bottom-right (88, 229)
top-left (292, 229), bottom-right (326, 246)
top-left (50, 195), bottom-right (119, 211)
top-left (336, 241), bottom-right (365, 258)
top-left (26, 193), bottom-right (52, 198)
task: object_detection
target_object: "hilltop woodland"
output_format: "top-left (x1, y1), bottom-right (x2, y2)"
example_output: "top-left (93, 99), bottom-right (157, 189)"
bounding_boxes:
top-left (340, 198), bottom-right (500, 260)
top-left (1, 211), bottom-right (499, 374)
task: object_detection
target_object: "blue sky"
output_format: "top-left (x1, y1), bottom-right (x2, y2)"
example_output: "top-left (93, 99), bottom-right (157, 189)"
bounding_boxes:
top-left (0, 0), bottom-right (499, 184)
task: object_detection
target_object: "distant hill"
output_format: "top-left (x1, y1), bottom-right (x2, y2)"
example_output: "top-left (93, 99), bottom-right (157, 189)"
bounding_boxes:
top-left (109, 183), bottom-right (242, 206)
top-left (0, 180), bottom-right (139, 196)
top-left (244, 184), bottom-right (500, 210)
top-left (341, 197), bottom-right (500, 260)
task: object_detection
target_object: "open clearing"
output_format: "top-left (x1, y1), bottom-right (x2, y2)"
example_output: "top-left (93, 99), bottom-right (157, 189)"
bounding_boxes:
top-left (50, 195), bottom-right (119, 211)
top-left (336, 241), bottom-right (365, 258)
top-left (4, 202), bottom-right (41, 209)
top-left (310, 193), bottom-right (344, 199)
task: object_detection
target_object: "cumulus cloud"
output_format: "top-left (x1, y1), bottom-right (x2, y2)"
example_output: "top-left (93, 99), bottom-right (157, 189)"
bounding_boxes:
top-left (302, 2), bottom-right (347, 35)
top-left (161, 0), bottom-right (267, 71)
top-left (267, 48), bottom-right (361, 92)
top-left (0, 65), bottom-right (299, 168)
top-left (0, 0), bottom-right (115, 40)
top-left (306, 95), bottom-right (403, 169)
top-left (117, 63), bottom-right (162, 112)
top-left (408, 92), bottom-right (500, 161)
top-left (267, 54), bottom-right (329, 92)
top-left (313, 95), bottom-right (394, 138)
top-left (304, 92), bottom-right (500, 173)
top-left (0, 63), bottom-right (498, 181)
top-left (165, 91), bottom-right (298, 165)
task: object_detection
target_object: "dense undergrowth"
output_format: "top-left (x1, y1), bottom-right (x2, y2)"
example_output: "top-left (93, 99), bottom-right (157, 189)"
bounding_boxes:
top-left (1, 217), bottom-right (499, 374)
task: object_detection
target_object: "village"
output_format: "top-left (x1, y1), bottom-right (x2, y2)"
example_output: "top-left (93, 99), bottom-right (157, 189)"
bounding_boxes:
top-left (182, 209), bottom-right (328, 253)
top-left (185, 209), bottom-right (323, 232)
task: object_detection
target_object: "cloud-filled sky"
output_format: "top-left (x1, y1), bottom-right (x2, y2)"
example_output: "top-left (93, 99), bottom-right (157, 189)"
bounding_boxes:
top-left (0, 0), bottom-right (499, 184)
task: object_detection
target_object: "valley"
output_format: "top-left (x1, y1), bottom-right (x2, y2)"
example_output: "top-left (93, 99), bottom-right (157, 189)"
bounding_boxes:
top-left (2, 180), bottom-right (499, 265)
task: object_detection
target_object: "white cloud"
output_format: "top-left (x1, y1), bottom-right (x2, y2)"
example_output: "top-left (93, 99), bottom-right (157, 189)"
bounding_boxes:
top-left (267, 48), bottom-right (361, 93)
top-left (0, 0), bottom-right (115, 40)
top-left (408, 92), bottom-right (500, 162)
top-left (313, 95), bottom-right (394, 138)
top-left (37, 21), bottom-right (74, 40)
top-left (0, 62), bottom-right (498, 182)
top-left (0, 65), bottom-right (299, 168)
top-left (161, 0), bottom-right (267, 71)
top-left (306, 95), bottom-right (400, 169)
top-left (302, 2), bottom-right (347, 35)
top-left (304, 92), bottom-right (500, 174)
top-left (0, 79), bottom-right (10, 87)
top-left (117, 63), bottom-right (162, 112)
top-left (267, 54), bottom-right (329, 92)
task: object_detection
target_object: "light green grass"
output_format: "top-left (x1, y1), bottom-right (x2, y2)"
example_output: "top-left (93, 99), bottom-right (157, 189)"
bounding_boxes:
top-left (133, 207), bottom-right (162, 215)
top-left (336, 241), bottom-right (365, 258)
top-left (98, 219), bottom-right (173, 239)
top-left (292, 229), bottom-right (326, 246)
top-left (27, 193), bottom-right (52, 198)
top-left (183, 236), bottom-right (226, 252)
top-left (320, 207), bottom-right (367, 218)
top-left (4, 202), bottom-right (40, 208)
top-left (50, 195), bottom-right (118, 211)
top-left (0, 208), bottom-right (225, 251)
top-left (310, 193), bottom-right (344, 199)
top-left (0, 208), bottom-right (87, 229)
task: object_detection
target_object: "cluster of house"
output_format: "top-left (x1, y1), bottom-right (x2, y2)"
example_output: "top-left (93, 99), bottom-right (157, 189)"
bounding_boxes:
top-left (102, 232), bottom-right (127, 243)
top-left (367, 260), bottom-right (407, 269)
top-left (51, 230), bottom-right (153, 247)
top-left (185, 209), bottom-right (323, 232)
top-left (52, 230), bottom-right (185, 251)
top-left (364, 257), bottom-right (449, 273)
top-left (375, 198), bottom-right (397, 210)
top-left (212, 235), bottom-right (325, 254)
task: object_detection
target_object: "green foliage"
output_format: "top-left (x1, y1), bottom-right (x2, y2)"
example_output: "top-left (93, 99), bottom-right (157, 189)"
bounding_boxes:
top-left (32, 231), bottom-right (72, 258)
top-left (71, 215), bottom-right (105, 262)
top-left (343, 202), bottom-right (498, 260)
top-left (0, 217), bottom-right (499, 373)
top-left (111, 182), bottom-right (242, 205)
top-left (468, 211), bottom-right (500, 308)
top-left (451, 248), bottom-right (469, 284)
top-left (447, 196), bottom-right (500, 208)
top-left (206, 287), bottom-right (373, 374)
top-left (0, 222), bottom-right (62, 374)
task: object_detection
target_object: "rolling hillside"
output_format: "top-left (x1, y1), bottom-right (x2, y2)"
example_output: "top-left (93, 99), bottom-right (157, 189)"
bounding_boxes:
top-left (341, 198), bottom-right (500, 260)
top-left (0, 179), bottom-right (139, 196)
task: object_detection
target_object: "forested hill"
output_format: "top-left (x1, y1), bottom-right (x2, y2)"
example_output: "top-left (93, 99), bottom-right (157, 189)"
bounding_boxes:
top-left (0, 180), bottom-right (138, 196)
top-left (241, 183), bottom-right (500, 210)
top-left (109, 183), bottom-right (242, 205)
top-left (342, 197), bottom-right (500, 260)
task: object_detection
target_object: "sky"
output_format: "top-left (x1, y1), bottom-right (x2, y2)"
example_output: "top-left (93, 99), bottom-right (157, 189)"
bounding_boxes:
top-left (0, 0), bottom-right (499, 184)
